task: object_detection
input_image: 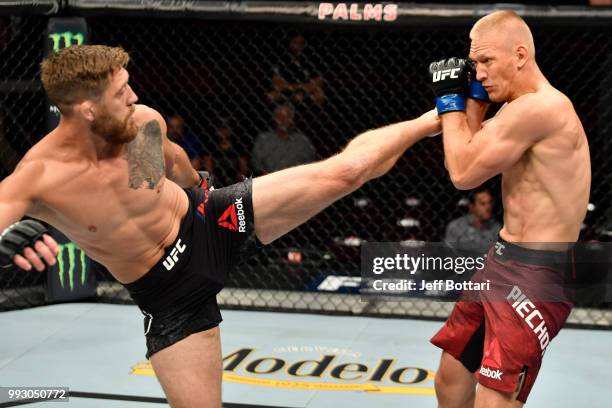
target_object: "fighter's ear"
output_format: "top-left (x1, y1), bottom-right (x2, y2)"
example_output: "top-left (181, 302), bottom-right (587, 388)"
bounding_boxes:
top-left (515, 44), bottom-right (528, 69)
top-left (77, 100), bottom-right (95, 122)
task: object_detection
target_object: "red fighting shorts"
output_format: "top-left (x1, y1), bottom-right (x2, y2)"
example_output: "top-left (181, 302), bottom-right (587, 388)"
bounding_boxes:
top-left (431, 239), bottom-right (574, 402)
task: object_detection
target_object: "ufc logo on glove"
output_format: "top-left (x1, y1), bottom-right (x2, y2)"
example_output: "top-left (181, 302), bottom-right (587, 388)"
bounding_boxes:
top-left (432, 68), bottom-right (461, 82)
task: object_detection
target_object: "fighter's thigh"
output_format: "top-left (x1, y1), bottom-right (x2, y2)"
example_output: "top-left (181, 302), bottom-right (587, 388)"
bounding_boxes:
top-left (150, 327), bottom-right (222, 408)
top-left (436, 350), bottom-right (478, 390)
top-left (474, 384), bottom-right (523, 408)
top-left (435, 350), bottom-right (477, 408)
top-left (253, 156), bottom-right (361, 244)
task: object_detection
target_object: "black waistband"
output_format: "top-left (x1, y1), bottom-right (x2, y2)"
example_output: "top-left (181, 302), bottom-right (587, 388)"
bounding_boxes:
top-left (492, 236), bottom-right (574, 268)
top-left (123, 188), bottom-right (194, 294)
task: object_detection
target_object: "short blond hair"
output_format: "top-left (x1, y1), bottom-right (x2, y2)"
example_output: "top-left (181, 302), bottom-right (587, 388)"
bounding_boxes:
top-left (40, 45), bottom-right (129, 115)
top-left (471, 10), bottom-right (535, 57)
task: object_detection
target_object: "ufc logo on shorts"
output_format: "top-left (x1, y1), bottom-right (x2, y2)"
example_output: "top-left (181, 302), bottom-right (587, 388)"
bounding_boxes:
top-left (163, 239), bottom-right (186, 271)
top-left (432, 68), bottom-right (460, 82)
top-left (495, 242), bottom-right (505, 255)
top-left (480, 366), bottom-right (503, 380)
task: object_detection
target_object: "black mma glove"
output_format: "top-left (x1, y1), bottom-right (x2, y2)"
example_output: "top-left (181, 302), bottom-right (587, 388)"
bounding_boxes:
top-left (0, 219), bottom-right (48, 268)
top-left (428, 57), bottom-right (470, 114)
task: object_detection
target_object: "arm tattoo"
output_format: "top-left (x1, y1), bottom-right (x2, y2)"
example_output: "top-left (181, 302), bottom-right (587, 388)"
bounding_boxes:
top-left (125, 120), bottom-right (165, 189)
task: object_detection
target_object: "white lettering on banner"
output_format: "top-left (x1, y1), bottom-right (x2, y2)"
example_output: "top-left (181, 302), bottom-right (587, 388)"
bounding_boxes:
top-left (317, 276), bottom-right (362, 291)
top-left (235, 198), bottom-right (246, 232)
top-left (163, 239), bottom-right (187, 271)
top-left (318, 3), bottom-right (398, 22)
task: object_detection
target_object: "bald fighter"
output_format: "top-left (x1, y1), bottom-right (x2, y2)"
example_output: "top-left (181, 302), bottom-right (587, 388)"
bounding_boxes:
top-left (428, 10), bottom-right (590, 408)
top-left (0, 45), bottom-right (440, 407)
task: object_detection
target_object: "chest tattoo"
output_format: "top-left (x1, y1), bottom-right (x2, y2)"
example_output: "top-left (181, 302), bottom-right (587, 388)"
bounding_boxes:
top-left (125, 120), bottom-right (165, 189)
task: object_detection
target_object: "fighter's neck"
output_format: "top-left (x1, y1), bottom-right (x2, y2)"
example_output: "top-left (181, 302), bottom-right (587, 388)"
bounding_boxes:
top-left (54, 119), bottom-right (126, 162)
top-left (507, 66), bottom-right (549, 101)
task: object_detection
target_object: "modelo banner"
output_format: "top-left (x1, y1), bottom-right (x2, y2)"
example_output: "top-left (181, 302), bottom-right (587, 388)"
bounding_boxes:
top-left (132, 346), bottom-right (435, 395)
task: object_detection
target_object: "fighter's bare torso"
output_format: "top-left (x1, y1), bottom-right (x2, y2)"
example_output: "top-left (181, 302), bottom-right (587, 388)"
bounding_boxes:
top-left (497, 86), bottom-right (590, 244)
top-left (22, 105), bottom-right (188, 283)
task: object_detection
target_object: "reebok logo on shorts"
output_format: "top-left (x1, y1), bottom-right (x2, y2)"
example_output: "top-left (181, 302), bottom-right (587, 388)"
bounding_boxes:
top-left (480, 366), bottom-right (503, 380)
top-left (482, 337), bottom-right (502, 369)
top-left (197, 190), bottom-right (209, 220)
top-left (480, 338), bottom-right (503, 380)
top-left (218, 197), bottom-right (246, 232)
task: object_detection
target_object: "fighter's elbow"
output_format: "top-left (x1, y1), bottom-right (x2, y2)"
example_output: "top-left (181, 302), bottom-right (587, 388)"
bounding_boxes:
top-left (449, 172), bottom-right (480, 190)
top-left (452, 182), bottom-right (474, 191)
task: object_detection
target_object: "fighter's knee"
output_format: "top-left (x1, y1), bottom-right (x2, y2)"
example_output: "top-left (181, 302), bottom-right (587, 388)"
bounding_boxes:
top-left (434, 368), bottom-right (454, 396)
top-left (434, 369), bottom-right (476, 407)
top-left (331, 153), bottom-right (370, 189)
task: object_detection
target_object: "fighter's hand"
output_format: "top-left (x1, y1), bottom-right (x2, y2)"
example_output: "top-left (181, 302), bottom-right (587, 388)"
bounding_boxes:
top-left (466, 59), bottom-right (490, 103)
top-left (0, 220), bottom-right (59, 272)
top-left (428, 57), bottom-right (470, 114)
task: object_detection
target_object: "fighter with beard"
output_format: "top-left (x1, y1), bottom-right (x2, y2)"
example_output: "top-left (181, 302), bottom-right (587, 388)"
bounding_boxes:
top-left (0, 45), bottom-right (441, 407)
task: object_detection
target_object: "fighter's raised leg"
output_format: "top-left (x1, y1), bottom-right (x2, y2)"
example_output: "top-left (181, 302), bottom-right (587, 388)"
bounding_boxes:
top-left (253, 109), bottom-right (440, 244)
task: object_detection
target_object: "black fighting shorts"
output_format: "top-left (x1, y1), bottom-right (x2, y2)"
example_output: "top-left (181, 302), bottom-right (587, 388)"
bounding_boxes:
top-left (123, 178), bottom-right (258, 358)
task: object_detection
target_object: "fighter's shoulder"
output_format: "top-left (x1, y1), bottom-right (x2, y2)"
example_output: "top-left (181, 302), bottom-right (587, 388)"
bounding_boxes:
top-left (512, 88), bottom-right (570, 117)
top-left (13, 154), bottom-right (46, 177)
top-left (132, 104), bottom-right (167, 131)
top-left (17, 134), bottom-right (63, 168)
top-left (538, 87), bottom-right (572, 111)
top-left (499, 90), bottom-right (567, 134)
top-left (4, 153), bottom-right (50, 199)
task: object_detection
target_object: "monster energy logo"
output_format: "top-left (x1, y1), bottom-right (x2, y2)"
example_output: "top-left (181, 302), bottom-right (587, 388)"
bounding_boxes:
top-left (56, 242), bottom-right (87, 291)
top-left (48, 32), bottom-right (84, 52)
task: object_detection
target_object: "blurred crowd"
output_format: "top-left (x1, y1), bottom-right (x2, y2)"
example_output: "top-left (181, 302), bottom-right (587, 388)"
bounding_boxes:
top-left (168, 34), bottom-right (322, 184)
